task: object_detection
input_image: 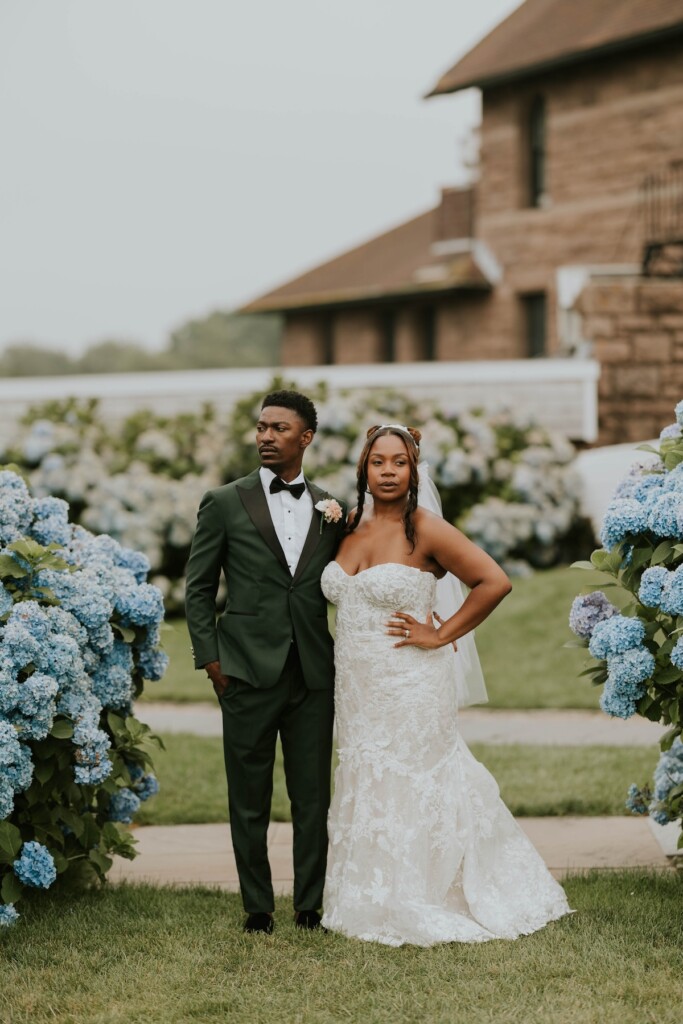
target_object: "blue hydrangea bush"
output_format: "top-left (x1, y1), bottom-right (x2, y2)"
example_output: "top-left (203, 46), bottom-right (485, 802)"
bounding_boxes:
top-left (0, 467), bottom-right (167, 927)
top-left (569, 403), bottom-right (683, 848)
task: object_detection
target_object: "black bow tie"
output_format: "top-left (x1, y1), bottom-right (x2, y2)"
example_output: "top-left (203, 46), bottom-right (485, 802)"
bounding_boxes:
top-left (270, 477), bottom-right (306, 499)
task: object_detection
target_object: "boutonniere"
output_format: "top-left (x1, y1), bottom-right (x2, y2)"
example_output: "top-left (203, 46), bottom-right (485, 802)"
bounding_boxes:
top-left (315, 498), bottom-right (343, 533)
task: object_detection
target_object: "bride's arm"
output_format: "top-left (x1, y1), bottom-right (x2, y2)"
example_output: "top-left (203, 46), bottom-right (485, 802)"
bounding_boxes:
top-left (389, 511), bottom-right (512, 649)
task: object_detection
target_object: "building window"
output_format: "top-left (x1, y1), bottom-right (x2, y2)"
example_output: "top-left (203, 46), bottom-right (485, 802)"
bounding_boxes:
top-left (322, 315), bottom-right (334, 365)
top-left (522, 292), bottom-right (547, 357)
top-left (528, 95), bottom-right (546, 208)
top-left (421, 306), bottom-right (436, 360)
top-left (381, 310), bottom-right (395, 362)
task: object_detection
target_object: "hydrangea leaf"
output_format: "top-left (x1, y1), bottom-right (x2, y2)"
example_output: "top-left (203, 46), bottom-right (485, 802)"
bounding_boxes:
top-left (606, 550), bottom-right (625, 574)
top-left (639, 697), bottom-right (663, 722)
top-left (630, 547), bottom-right (655, 570)
top-left (9, 538), bottom-right (48, 561)
top-left (663, 450), bottom-right (683, 471)
top-left (1, 873), bottom-right (23, 905)
top-left (88, 849), bottom-right (112, 876)
top-left (660, 726), bottom-right (681, 752)
top-left (636, 444), bottom-right (661, 455)
top-left (570, 560), bottom-right (594, 571)
top-left (0, 555), bottom-right (28, 578)
top-left (101, 822), bottom-right (137, 859)
top-left (0, 823), bottom-right (22, 864)
top-left (51, 851), bottom-right (68, 874)
top-left (35, 823), bottom-right (67, 846)
top-left (579, 665), bottom-right (608, 681)
top-left (33, 761), bottom-right (53, 785)
top-left (36, 554), bottom-right (71, 572)
top-left (112, 623), bottom-right (136, 644)
top-left (49, 720), bottom-right (74, 740)
top-left (656, 666), bottom-right (683, 685)
top-left (57, 809), bottom-right (85, 840)
top-left (106, 712), bottom-right (126, 737)
top-left (651, 540), bottom-right (675, 565)
top-left (123, 717), bottom-right (148, 741)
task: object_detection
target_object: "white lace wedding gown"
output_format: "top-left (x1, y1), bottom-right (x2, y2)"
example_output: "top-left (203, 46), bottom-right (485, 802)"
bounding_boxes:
top-left (320, 561), bottom-right (572, 947)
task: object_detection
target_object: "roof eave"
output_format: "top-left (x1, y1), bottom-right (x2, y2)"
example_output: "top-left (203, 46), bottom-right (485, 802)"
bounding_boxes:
top-left (240, 277), bottom-right (491, 316)
top-left (426, 23), bottom-right (683, 97)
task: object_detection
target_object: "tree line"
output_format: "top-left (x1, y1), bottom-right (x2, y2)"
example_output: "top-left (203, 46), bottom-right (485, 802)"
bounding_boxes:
top-left (0, 311), bottom-right (281, 376)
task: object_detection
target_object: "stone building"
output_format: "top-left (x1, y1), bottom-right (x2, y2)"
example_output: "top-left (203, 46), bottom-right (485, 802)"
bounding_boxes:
top-left (242, 0), bottom-right (683, 442)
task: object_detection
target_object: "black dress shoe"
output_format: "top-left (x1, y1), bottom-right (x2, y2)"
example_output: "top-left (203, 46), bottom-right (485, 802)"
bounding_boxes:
top-left (294, 910), bottom-right (325, 931)
top-left (243, 912), bottom-right (274, 934)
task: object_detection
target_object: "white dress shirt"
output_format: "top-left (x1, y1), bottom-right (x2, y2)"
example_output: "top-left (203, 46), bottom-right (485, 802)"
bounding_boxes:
top-left (259, 466), bottom-right (313, 576)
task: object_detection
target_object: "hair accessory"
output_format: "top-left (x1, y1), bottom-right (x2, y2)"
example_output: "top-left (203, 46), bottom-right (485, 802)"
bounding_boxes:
top-left (371, 423), bottom-right (419, 448)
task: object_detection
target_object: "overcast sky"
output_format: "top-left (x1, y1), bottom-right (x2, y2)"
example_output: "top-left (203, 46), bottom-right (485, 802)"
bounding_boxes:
top-left (0, 0), bottom-right (520, 354)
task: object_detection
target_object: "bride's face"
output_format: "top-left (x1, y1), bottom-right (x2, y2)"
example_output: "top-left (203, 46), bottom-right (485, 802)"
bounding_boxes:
top-left (366, 434), bottom-right (411, 501)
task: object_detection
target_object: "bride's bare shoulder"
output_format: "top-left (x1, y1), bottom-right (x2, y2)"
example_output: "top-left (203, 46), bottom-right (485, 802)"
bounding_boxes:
top-left (414, 506), bottom-right (445, 530)
top-left (414, 506), bottom-right (469, 546)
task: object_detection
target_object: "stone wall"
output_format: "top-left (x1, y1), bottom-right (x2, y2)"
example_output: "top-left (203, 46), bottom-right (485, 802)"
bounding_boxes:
top-left (576, 277), bottom-right (683, 444)
top-left (473, 36), bottom-right (683, 358)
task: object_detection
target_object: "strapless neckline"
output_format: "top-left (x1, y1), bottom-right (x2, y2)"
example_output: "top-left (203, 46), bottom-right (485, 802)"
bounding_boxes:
top-left (330, 561), bottom-right (440, 582)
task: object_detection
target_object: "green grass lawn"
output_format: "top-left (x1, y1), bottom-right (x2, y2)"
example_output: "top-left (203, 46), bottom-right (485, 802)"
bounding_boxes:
top-left (144, 567), bottom-right (612, 709)
top-left (1, 873), bottom-right (681, 1024)
top-left (136, 733), bottom-right (658, 826)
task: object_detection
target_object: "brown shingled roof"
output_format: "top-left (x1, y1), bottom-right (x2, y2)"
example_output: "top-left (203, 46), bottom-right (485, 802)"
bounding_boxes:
top-left (427, 0), bottom-right (683, 96)
top-left (240, 199), bottom-right (489, 314)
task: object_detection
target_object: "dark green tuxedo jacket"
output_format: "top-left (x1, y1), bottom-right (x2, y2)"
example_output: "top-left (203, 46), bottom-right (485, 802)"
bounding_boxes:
top-left (185, 469), bottom-right (346, 690)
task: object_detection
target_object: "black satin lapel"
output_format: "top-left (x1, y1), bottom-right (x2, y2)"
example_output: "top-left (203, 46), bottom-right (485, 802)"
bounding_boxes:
top-left (237, 480), bottom-right (290, 574)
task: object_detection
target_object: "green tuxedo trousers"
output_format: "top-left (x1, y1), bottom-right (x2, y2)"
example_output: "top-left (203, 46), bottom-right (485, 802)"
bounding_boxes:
top-left (218, 642), bottom-right (334, 914)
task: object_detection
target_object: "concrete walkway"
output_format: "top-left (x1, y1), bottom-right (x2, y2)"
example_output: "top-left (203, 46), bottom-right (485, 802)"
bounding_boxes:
top-left (137, 701), bottom-right (664, 747)
top-left (110, 817), bottom-right (676, 892)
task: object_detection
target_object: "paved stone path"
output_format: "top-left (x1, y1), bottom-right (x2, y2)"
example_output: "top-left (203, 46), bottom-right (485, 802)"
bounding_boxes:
top-left (137, 701), bottom-right (664, 747)
top-left (110, 817), bottom-right (675, 892)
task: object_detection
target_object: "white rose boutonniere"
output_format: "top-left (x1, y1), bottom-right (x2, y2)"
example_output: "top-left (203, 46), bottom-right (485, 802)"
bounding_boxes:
top-left (315, 498), bottom-right (343, 534)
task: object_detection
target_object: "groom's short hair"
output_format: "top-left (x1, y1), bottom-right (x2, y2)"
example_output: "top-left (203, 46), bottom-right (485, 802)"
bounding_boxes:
top-left (260, 390), bottom-right (318, 433)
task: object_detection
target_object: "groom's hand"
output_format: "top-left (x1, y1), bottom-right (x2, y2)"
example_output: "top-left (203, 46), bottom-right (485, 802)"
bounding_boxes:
top-left (204, 661), bottom-right (230, 697)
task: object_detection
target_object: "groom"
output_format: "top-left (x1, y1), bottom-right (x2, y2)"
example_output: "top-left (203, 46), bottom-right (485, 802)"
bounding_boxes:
top-left (185, 389), bottom-right (346, 934)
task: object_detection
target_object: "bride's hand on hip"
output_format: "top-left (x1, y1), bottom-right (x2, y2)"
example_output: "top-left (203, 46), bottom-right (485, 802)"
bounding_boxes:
top-left (386, 611), bottom-right (443, 649)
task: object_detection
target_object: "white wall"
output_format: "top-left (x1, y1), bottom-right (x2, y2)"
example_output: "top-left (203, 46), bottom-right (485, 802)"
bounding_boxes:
top-left (0, 359), bottom-right (600, 446)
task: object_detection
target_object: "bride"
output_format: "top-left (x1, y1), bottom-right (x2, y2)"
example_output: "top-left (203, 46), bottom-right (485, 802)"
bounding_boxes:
top-left (320, 423), bottom-right (572, 946)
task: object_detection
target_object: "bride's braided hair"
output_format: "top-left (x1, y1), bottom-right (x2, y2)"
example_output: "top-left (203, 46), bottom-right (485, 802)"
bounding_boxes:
top-left (348, 424), bottom-right (422, 550)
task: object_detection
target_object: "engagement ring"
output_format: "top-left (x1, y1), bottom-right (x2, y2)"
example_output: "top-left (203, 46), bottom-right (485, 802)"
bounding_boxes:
top-left (405, 629), bottom-right (410, 638)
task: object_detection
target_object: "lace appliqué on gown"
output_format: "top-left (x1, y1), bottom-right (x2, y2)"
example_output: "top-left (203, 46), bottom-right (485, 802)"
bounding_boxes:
top-left (320, 561), bottom-right (572, 947)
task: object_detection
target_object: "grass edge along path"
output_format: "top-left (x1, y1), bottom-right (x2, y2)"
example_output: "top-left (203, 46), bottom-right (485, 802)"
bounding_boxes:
top-left (136, 733), bottom-right (659, 826)
top-left (1, 872), bottom-right (681, 1024)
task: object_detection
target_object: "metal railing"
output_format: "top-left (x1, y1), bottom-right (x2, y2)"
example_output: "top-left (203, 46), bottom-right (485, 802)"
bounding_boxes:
top-left (641, 161), bottom-right (683, 276)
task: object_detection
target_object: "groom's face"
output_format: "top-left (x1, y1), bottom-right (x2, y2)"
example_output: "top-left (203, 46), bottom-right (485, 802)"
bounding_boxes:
top-left (256, 405), bottom-right (313, 476)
